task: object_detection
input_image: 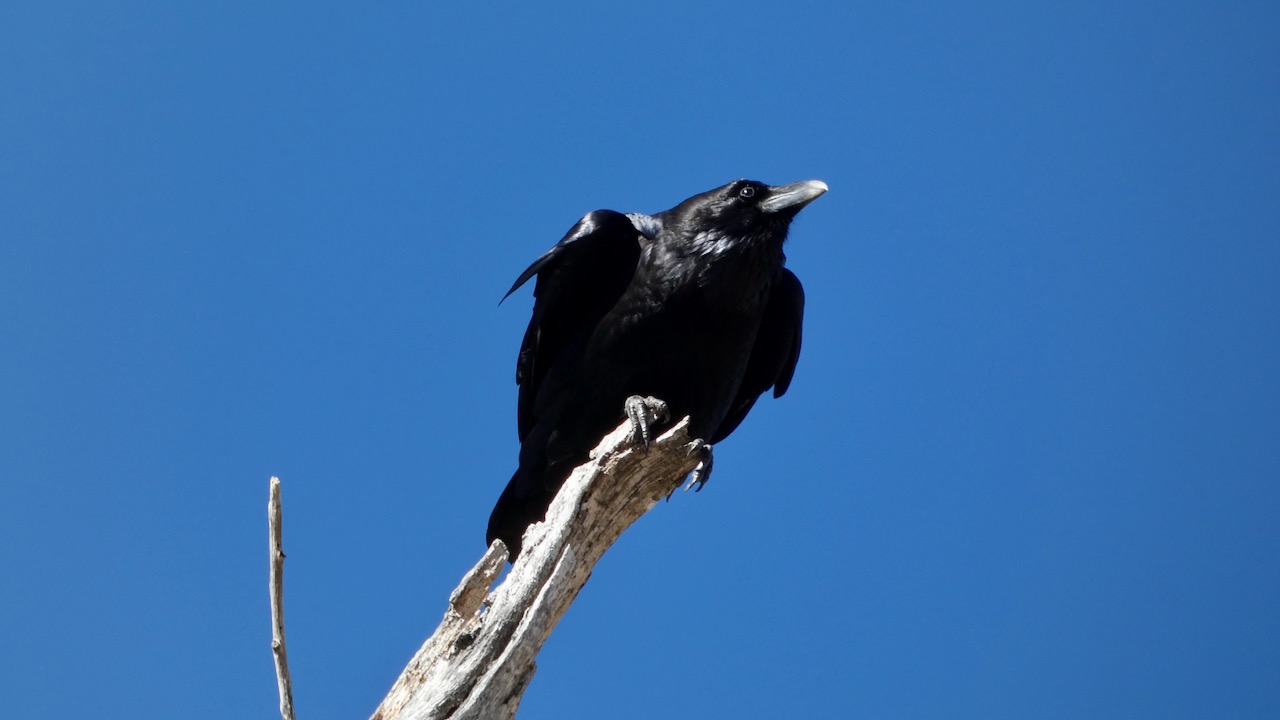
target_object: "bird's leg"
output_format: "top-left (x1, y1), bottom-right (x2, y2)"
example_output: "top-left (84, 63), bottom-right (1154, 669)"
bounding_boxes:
top-left (684, 442), bottom-right (714, 492)
top-left (624, 395), bottom-right (669, 452)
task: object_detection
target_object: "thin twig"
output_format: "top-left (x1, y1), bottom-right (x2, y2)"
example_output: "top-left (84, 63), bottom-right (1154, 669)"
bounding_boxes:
top-left (269, 476), bottom-right (296, 720)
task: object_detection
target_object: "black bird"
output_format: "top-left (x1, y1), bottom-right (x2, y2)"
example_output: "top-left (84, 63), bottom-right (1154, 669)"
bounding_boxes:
top-left (488, 178), bottom-right (827, 558)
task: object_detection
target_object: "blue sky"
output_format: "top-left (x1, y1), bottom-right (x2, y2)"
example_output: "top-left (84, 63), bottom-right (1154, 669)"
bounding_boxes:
top-left (2, 2), bottom-right (1277, 718)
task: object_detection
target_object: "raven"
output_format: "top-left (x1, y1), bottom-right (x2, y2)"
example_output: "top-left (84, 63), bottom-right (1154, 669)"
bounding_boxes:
top-left (488, 179), bottom-right (827, 558)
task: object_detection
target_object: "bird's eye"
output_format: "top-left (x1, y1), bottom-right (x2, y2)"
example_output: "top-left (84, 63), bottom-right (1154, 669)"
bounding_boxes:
top-left (739, 186), bottom-right (756, 199)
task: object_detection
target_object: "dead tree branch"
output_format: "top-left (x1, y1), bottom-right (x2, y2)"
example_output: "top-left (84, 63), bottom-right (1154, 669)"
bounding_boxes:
top-left (268, 476), bottom-right (296, 720)
top-left (370, 416), bottom-right (702, 720)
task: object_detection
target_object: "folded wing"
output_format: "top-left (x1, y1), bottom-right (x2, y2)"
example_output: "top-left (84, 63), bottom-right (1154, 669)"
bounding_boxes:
top-left (711, 268), bottom-right (805, 443)
top-left (506, 210), bottom-right (646, 442)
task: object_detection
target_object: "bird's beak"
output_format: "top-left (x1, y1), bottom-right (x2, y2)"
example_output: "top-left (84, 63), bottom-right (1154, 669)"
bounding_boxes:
top-left (760, 180), bottom-right (828, 214)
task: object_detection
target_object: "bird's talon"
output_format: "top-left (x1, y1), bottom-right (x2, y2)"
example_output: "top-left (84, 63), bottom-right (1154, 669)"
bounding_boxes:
top-left (624, 395), bottom-right (669, 452)
top-left (684, 443), bottom-right (714, 492)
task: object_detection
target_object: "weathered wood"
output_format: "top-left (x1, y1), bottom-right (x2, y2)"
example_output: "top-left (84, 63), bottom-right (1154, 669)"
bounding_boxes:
top-left (370, 416), bottom-right (703, 720)
top-left (268, 477), bottom-right (296, 720)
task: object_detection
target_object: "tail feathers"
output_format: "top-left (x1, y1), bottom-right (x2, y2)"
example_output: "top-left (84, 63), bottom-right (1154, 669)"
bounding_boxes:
top-left (486, 467), bottom-right (555, 561)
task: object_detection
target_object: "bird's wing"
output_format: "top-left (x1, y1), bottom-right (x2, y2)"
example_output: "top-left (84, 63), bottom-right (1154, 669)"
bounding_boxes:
top-left (507, 210), bottom-right (646, 441)
top-left (710, 268), bottom-right (805, 443)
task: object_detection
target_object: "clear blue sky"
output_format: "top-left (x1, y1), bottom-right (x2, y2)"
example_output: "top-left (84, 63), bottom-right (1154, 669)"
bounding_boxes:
top-left (2, 3), bottom-right (1277, 718)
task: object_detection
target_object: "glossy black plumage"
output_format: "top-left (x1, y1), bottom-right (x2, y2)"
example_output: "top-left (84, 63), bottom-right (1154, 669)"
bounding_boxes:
top-left (488, 179), bottom-right (826, 558)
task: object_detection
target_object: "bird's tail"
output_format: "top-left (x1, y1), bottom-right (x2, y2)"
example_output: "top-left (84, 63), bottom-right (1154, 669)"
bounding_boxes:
top-left (486, 466), bottom-right (555, 561)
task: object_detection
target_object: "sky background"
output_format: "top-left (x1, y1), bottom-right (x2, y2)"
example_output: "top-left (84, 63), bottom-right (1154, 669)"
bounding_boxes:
top-left (2, 2), bottom-right (1278, 719)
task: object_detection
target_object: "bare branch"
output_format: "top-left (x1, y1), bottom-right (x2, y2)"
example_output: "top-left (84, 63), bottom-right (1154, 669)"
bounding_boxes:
top-left (269, 476), bottom-right (296, 720)
top-left (371, 416), bottom-right (703, 720)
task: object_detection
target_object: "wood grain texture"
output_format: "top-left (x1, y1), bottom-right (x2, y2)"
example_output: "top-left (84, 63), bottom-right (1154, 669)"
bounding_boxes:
top-left (371, 416), bottom-right (703, 720)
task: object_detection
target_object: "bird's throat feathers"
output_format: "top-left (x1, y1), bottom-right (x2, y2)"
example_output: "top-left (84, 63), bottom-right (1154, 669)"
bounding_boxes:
top-left (684, 226), bottom-right (789, 261)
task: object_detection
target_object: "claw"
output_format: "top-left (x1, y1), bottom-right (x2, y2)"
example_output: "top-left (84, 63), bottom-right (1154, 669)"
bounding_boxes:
top-left (684, 442), bottom-right (714, 492)
top-left (624, 395), bottom-right (669, 451)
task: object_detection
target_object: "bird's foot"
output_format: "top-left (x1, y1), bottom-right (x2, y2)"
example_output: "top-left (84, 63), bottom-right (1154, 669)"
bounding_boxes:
top-left (624, 395), bottom-right (669, 452)
top-left (684, 442), bottom-right (714, 492)
top-left (665, 442), bottom-right (714, 501)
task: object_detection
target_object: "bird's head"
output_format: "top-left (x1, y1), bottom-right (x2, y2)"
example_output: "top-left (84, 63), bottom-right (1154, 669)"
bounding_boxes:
top-left (664, 179), bottom-right (828, 256)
